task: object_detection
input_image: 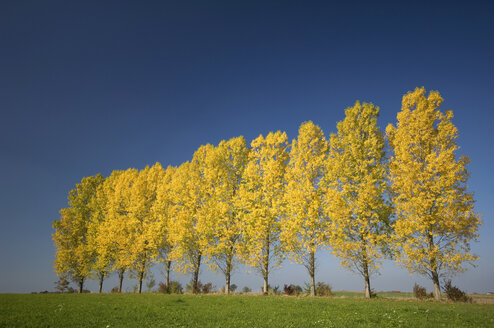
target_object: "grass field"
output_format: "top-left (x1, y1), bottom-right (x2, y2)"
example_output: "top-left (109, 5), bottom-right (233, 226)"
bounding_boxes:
top-left (1, 293), bottom-right (493, 328)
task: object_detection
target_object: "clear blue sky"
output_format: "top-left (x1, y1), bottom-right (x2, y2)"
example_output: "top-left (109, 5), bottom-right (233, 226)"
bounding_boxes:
top-left (1, 0), bottom-right (493, 294)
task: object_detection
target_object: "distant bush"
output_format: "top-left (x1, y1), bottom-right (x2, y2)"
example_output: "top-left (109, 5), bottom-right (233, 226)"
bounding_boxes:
top-left (201, 282), bottom-right (215, 294)
top-left (315, 282), bottom-right (332, 296)
top-left (185, 280), bottom-right (203, 293)
top-left (304, 282), bottom-right (332, 296)
top-left (413, 283), bottom-right (432, 299)
top-left (158, 281), bottom-right (183, 294)
top-left (241, 286), bottom-right (252, 294)
top-left (284, 284), bottom-right (303, 296)
top-left (54, 277), bottom-right (70, 293)
top-left (184, 280), bottom-right (215, 294)
top-left (443, 280), bottom-right (471, 303)
top-left (221, 284), bottom-right (238, 294)
top-left (146, 278), bottom-right (156, 292)
top-left (266, 285), bottom-right (281, 295)
top-left (111, 286), bottom-right (120, 293)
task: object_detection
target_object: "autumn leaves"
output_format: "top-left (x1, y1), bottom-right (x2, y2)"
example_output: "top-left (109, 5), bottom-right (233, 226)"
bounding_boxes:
top-left (53, 88), bottom-right (480, 299)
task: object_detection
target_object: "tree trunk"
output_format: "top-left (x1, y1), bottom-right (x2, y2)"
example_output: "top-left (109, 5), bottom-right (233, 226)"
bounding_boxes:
top-left (427, 232), bottom-right (441, 300)
top-left (263, 272), bottom-right (268, 295)
top-left (118, 268), bottom-right (125, 293)
top-left (138, 272), bottom-right (143, 293)
top-left (78, 277), bottom-right (84, 294)
top-left (262, 237), bottom-right (270, 295)
top-left (431, 269), bottom-right (441, 301)
top-left (225, 252), bottom-right (233, 295)
top-left (193, 253), bottom-right (202, 294)
top-left (165, 260), bottom-right (171, 286)
top-left (225, 271), bottom-right (231, 295)
top-left (363, 259), bottom-right (371, 299)
top-left (309, 251), bottom-right (315, 296)
top-left (98, 272), bottom-right (104, 293)
top-left (360, 237), bottom-right (372, 299)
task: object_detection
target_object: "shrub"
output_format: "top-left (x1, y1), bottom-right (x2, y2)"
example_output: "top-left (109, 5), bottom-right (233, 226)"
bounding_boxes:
top-left (315, 282), bottom-right (332, 296)
top-left (110, 286), bottom-right (120, 293)
top-left (266, 285), bottom-right (280, 295)
top-left (443, 280), bottom-right (471, 302)
top-left (54, 277), bottom-right (70, 293)
top-left (146, 278), bottom-right (156, 292)
top-left (284, 284), bottom-right (303, 296)
top-left (413, 283), bottom-right (432, 299)
top-left (185, 280), bottom-right (203, 293)
top-left (241, 286), bottom-right (252, 294)
top-left (220, 284), bottom-right (238, 294)
top-left (159, 281), bottom-right (183, 294)
top-left (168, 281), bottom-right (183, 294)
top-left (202, 282), bottom-right (215, 294)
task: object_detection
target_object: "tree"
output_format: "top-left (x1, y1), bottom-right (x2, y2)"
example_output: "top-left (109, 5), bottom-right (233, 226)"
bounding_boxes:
top-left (281, 121), bottom-right (328, 296)
top-left (95, 169), bottom-right (138, 292)
top-left (151, 165), bottom-right (177, 287)
top-left (237, 131), bottom-right (289, 294)
top-left (127, 163), bottom-right (165, 293)
top-left (324, 102), bottom-right (392, 298)
top-left (386, 87), bottom-right (481, 300)
top-left (202, 136), bottom-right (249, 294)
top-left (54, 276), bottom-right (70, 293)
top-left (168, 146), bottom-right (214, 294)
top-left (88, 174), bottom-right (117, 293)
top-left (53, 174), bottom-right (104, 293)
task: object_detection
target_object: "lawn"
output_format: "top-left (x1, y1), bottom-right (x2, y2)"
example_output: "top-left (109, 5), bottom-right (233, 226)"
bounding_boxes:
top-left (1, 293), bottom-right (493, 328)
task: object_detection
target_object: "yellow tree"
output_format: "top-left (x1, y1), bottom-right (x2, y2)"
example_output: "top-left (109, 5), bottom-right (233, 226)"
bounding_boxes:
top-left (237, 131), bottom-right (289, 294)
top-left (151, 165), bottom-right (177, 287)
top-left (96, 168), bottom-right (138, 292)
top-left (202, 136), bottom-right (249, 294)
top-left (53, 174), bottom-right (104, 293)
top-left (87, 176), bottom-right (114, 293)
top-left (168, 146), bottom-right (214, 293)
top-left (324, 102), bottom-right (392, 298)
top-left (127, 163), bottom-right (164, 293)
top-left (386, 87), bottom-right (481, 300)
top-left (281, 121), bottom-right (328, 296)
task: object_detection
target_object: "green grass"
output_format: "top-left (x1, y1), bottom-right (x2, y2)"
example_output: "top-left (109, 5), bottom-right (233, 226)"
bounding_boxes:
top-left (332, 291), bottom-right (414, 299)
top-left (1, 293), bottom-right (493, 328)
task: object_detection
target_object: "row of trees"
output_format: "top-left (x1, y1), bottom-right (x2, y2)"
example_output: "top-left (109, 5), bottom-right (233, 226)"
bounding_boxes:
top-left (53, 88), bottom-right (480, 300)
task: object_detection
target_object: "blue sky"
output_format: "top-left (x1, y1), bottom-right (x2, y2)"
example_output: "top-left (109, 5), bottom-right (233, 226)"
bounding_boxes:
top-left (1, 0), bottom-right (493, 293)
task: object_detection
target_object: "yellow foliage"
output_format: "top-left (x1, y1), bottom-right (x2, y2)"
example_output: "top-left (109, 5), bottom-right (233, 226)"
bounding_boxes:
top-left (166, 145), bottom-right (216, 275)
top-left (281, 121), bottom-right (328, 276)
top-left (126, 163), bottom-right (164, 278)
top-left (236, 131), bottom-right (289, 290)
top-left (201, 137), bottom-right (249, 280)
top-left (53, 174), bottom-right (104, 286)
top-left (151, 165), bottom-right (177, 265)
top-left (92, 169), bottom-right (138, 275)
top-left (323, 102), bottom-right (392, 280)
top-left (387, 87), bottom-right (481, 283)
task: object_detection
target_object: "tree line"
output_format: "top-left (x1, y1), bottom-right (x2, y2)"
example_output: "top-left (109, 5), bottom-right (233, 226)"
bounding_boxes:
top-left (52, 87), bottom-right (481, 300)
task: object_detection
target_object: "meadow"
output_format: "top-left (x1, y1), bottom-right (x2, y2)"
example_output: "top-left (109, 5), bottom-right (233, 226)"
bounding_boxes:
top-left (1, 293), bottom-right (493, 328)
